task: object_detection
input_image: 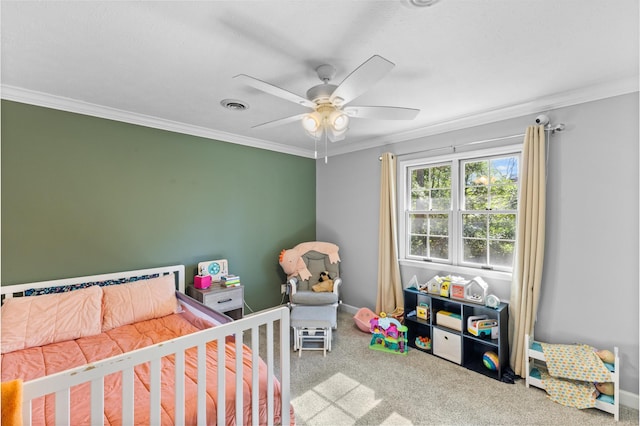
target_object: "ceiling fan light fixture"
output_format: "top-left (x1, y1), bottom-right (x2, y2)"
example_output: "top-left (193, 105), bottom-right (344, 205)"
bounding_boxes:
top-left (302, 113), bottom-right (321, 132)
top-left (329, 110), bottom-right (349, 132)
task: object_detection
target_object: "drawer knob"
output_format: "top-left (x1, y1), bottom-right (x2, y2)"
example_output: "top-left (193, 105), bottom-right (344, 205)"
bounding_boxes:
top-left (218, 298), bottom-right (233, 303)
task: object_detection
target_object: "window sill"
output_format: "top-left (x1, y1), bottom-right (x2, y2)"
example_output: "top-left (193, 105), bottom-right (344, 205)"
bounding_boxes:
top-left (399, 259), bottom-right (513, 282)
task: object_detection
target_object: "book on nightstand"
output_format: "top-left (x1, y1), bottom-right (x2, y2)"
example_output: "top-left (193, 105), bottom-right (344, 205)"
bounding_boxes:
top-left (221, 274), bottom-right (241, 287)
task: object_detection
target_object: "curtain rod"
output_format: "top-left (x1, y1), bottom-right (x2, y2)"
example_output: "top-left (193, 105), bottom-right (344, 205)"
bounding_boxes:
top-left (379, 123), bottom-right (565, 161)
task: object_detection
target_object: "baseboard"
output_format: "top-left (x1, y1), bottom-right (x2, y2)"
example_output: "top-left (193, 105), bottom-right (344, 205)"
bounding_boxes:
top-left (339, 303), bottom-right (639, 410)
top-left (339, 303), bottom-right (360, 315)
top-left (620, 389), bottom-right (639, 410)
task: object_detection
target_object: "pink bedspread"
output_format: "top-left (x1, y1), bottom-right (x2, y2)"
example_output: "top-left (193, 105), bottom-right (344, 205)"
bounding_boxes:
top-left (1, 310), bottom-right (294, 425)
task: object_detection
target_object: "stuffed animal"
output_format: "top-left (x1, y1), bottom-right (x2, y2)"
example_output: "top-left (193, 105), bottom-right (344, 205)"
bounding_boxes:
top-left (596, 349), bottom-right (615, 364)
top-left (278, 242), bottom-right (340, 281)
top-left (596, 382), bottom-right (614, 396)
top-left (312, 271), bottom-right (334, 292)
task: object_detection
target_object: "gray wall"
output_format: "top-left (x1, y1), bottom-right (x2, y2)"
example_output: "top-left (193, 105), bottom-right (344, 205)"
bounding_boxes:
top-left (1, 100), bottom-right (317, 311)
top-left (317, 93), bottom-right (639, 395)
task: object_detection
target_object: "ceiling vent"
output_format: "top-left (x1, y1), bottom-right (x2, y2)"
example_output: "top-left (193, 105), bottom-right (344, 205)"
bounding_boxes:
top-left (220, 99), bottom-right (249, 111)
top-left (408, 0), bottom-right (440, 7)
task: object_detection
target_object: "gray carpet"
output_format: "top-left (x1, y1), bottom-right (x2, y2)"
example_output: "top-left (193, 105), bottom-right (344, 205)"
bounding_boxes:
top-left (279, 310), bottom-right (638, 425)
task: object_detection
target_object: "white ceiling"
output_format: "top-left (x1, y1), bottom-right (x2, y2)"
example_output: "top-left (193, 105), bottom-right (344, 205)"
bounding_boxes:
top-left (2, 1), bottom-right (638, 158)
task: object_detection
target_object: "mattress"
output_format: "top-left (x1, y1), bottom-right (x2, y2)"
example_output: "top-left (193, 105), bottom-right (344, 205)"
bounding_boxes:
top-left (1, 308), bottom-right (292, 425)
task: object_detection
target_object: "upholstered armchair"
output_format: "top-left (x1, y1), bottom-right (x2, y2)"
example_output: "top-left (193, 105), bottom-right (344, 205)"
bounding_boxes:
top-left (279, 242), bottom-right (342, 327)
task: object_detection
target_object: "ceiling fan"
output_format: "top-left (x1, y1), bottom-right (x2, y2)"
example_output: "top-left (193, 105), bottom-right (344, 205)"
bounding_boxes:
top-left (234, 55), bottom-right (420, 142)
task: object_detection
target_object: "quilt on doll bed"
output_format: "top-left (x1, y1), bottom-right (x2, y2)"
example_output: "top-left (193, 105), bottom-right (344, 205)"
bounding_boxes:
top-left (531, 342), bottom-right (613, 409)
top-left (1, 309), bottom-right (290, 426)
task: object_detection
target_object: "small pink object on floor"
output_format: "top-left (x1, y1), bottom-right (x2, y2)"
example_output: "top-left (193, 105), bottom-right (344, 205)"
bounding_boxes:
top-left (353, 307), bottom-right (377, 333)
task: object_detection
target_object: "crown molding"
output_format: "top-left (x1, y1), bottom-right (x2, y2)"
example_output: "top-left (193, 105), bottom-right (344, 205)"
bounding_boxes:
top-left (3, 75), bottom-right (637, 160)
top-left (0, 85), bottom-right (316, 159)
top-left (328, 75), bottom-right (640, 157)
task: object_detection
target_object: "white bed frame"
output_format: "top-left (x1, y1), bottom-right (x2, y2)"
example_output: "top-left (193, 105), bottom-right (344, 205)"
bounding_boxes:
top-left (525, 334), bottom-right (619, 421)
top-left (1, 264), bottom-right (291, 426)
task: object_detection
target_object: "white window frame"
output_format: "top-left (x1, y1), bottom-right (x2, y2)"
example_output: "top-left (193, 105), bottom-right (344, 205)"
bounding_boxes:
top-left (398, 144), bottom-right (522, 280)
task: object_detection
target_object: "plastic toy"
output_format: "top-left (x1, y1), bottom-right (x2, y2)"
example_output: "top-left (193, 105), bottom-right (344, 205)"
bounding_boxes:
top-left (467, 315), bottom-right (498, 338)
top-left (369, 313), bottom-right (408, 355)
top-left (416, 303), bottom-right (429, 320)
top-left (415, 336), bottom-right (431, 350)
top-left (483, 351), bottom-right (499, 371)
top-left (423, 275), bottom-right (444, 294)
top-left (465, 276), bottom-right (489, 304)
top-left (353, 307), bottom-right (376, 333)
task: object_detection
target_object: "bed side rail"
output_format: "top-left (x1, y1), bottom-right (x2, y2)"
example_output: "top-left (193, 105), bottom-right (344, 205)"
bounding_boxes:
top-left (21, 306), bottom-right (291, 426)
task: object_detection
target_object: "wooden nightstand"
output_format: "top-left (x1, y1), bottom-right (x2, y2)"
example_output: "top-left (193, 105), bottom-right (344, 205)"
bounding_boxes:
top-left (187, 284), bottom-right (244, 320)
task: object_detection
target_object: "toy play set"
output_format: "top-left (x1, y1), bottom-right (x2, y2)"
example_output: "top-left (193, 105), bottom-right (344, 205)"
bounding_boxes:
top-left (369, 312), bottom-right (408, 355)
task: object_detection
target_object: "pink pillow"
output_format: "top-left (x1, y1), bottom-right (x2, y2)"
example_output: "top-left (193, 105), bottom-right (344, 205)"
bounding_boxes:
top-left (101, 274), bottom-right (178, 332)
top-left (1, 285), bottom-right (102, 354)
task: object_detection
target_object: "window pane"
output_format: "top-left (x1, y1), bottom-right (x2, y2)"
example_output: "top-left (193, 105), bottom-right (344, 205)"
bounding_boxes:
top-left (410, 189), bottom-right (428, 210)
top-left (410, 235), bottom-right (427, 257)
top-left (465, 161), bottom-right (490, 186)
top-left (429, 237), bottom-right (449, 259)
top-left (410, 168), bottom-right (429, 209)
top-left (465, 186), bottom-right (488, 210)
top-left (489, 241), bottom-right (515, 267)
top-left (431, 189), bottom-right (451, 210)
top-left (462, 214), bottom-right (487, 238)
top-left (463, 239), bottom-right (487, 264)
top-left (489, 214), bottom-right (516, 239)
top-left (431, 165), bottom-right (451, 189)
top-left (410, 214), bottom-right (428, 234)
top-left (490, 157), bottom-right (518, 183)
top-left (429, 214), bottom-right (449, 236)
top-left (410, 165), bottom-right (452, 211)
top-left (490, 183), bottom-right (518, 210)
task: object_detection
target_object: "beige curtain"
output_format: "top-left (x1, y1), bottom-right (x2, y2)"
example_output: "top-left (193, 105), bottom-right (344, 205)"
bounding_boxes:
top-left (376, 153), bottom-right (403, 314)
top-left (509, 125), bottom-right (547, 376)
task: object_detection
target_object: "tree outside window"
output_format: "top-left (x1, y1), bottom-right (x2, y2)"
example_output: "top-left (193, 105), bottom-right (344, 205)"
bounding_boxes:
top-left (404, 152), bottom-right (519, 272)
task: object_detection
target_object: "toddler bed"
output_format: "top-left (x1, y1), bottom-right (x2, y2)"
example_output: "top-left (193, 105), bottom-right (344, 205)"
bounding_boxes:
top-left (525, 334), bottom-right (619, 421)
top-left (0, 264), bottom-right (293, 425)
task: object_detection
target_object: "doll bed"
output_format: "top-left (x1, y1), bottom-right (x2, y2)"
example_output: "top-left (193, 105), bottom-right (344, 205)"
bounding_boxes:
top-left (0, 264), bottom-right (293, 425)
top-left (525, 334), bottom-right (619, 421)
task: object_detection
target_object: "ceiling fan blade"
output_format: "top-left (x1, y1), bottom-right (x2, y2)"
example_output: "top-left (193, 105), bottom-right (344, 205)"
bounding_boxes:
top-left (329, 55), bottom-right (395, 106)
top-left (234, 74), bottom-right (316, 109)
top-left (251, 113), bottom-right (308, 130)
top-left (343, 105), bottom-right (420, 120)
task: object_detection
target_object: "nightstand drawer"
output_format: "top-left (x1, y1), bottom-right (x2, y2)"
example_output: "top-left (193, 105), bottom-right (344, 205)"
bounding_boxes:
top-left (187, 285), bottom-right (244, 314)
top-left (202, 288), bottom-right (242, 311)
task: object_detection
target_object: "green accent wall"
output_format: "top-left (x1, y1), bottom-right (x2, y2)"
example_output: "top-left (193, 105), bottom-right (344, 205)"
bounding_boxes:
top-left (1, 100), bottom-right (316, 311)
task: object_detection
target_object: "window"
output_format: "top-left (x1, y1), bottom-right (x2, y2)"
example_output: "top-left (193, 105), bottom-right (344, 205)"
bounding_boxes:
top-left (402, 148), bottom-right (520, 273)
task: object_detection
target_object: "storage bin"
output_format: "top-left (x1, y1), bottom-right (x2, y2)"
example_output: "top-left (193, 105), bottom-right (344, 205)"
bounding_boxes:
top-left (436, 310), bottom-right (462, 331)
top-left (433, 327), bottom-right (462, 364)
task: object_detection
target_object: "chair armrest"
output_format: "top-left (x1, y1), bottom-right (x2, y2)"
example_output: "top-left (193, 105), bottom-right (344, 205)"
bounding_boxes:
top-left (332, 277), bottom-right (342, 296)
top-left (288, 277), bottom-right (299, 295)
